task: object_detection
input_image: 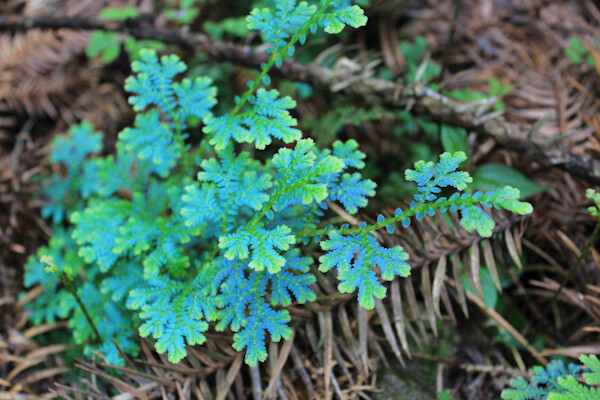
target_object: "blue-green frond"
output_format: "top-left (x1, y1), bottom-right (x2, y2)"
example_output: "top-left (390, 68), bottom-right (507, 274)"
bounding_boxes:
top-left (113, 217), bottom-right (161, 256)
top-left (204, 89), bottom-right (301, 150)
top-left (211, 259), bottom-right (254, 332)
top-left (143, 220), bottom-right (194, 277)
top-left (180, 183), bottom-right (223, 229)
top-left (272, 138), bottom-right (344, 208)
top-left (319, 231), bottom-right (410, 309)
top-left (92, 301), bottom-right (139, 366)
top-left (581, 354), bottom-right (600, 385)
top-left (71, 199), bottom-right (131, 272)
top-left (460, 205), bottom-right (495, 238)
top-left (125, 49), bottom-right (216, 123)
top-left (246, 0), bottom-right (316, 54)
top-left (483, 186), bottom-right (534, 215)
top-left (332, 139), bottom-right (366, 169)
top-left (328, 172), bottom-right (376, 214)
top-left (128, 275), bottom-right (214, 363)
top-left (80, 159), bottom-right (102, 199)
top-left (405, 151), bottom-right (472, 202)
top-left (125, 49), bottom-right (186, 114)
top-left (237, 171), bottom-right (273, 211)
top-left (101, 268), bottom-right (144, 302)
top-left (23, 228), bottom-right (82, 324)
top-left (268, 249), bottom-right (316, 306)
top-left (502, 376), bottom-right (548, 400)
top-left (247, 0), bottom-right (366, 56)
top-left (219, 225), bottom-right (296, 273)
top-left (320, 3), bottom-right (367, 34)
top-left (119, 110), bottom-right (181, 177)
top-left (501, 358), bottom-right (595, 400)
top-left (404, 156), bottom-right (533, 237)
top-left (43, 122), bottom-right (104, 222)
top-left (197, 149), bottom-right (272, 213)
top-left (40, 176), bottom-right (71, 224)
top-left (457, 188), bottom-right (533, 237)
top-left (172, 76), bottom-right (217, 121)
top-left (91, 143), bottom-right (137, 197)
top-left (50, 121), bottom-right (102, 170)
top-left (232, 301), bottom-right (292, 366)
top-left (550, 378), bottom-right (600, 400)
top-left (274, 138), bottom-right (345, 182)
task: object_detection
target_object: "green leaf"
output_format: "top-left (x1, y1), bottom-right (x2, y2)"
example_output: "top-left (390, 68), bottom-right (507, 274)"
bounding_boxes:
top-left (165, 8), bottom-right (200, 24)
top-left (102, 42), bottom-right (121, 64)
top-left (472, 164), bottom-right (549, 199)
top-left (100, 6), bottom-right (139, 21)
top-left (444, 88), bottom-right (487, 102)
top-left (462, 267), bottom-right (498, 309)
top-left (86, 31), bottom-right (113, 58)
top-left (437, 389), bottom-right (452, 400)
top-left (86, 31), bottom-right (121, 63)
top-left (488, 78), bottom-right (511, 97)
top-left (440, 125), bottom-right (468, 154)
top-left (203, 17), bottom-right (250, 39)
top-left (586, 188), bottom-right (600, 218)
top-left (460, 205), bottom-right (495, 237)
top-left (321, 5), bottom-right (367, 34)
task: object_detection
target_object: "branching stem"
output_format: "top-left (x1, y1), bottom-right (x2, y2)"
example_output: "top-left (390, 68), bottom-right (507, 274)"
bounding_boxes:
top-left (40, 256), bottom-right (103, 345)
top-left (298, 196), bottom-right (480, 238)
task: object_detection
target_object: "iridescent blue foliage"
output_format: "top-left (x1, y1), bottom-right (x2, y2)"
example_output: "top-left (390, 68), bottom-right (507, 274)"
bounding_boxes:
top-left (319, 231), bottom-right (410, 309)
top-left (405, 152), bottom-right (532, 237)
top-left (25, 0), bottom-right (533, 368)
top-left (502, 355), bottom-right (600, 400)
top-left (203, 88), bottom-right (301, 150)
top-left (42, 122), bottom-right (102, 223)
top-left (125, 50), bottom-right (216, 123)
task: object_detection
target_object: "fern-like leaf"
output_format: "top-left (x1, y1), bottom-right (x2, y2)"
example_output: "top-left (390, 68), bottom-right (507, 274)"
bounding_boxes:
top-left (197, 148), bottom-right (272, 213)
top-left (405, 152), bottom-right (532, 237)
top-left (49, 121), bottom-right (102, 169)
top-left (332, 139), bottom-right (366, 169)
top-left (23, 228), bottom-right (81, 324)
top-left (328, 172), bottom-right (376, 214)
top-left (128, 275), bottom-right (216, 363)
top-left (180, 183), bottom-right (223, 229)
top-left (204, 89), bottom-right (301, 150)
top-left (269, 249), bottom-right (316, 306)
top-left (273, 138), bottom-right (344, 208)
top-left (119, 110), bottom-right (181, 177)
top-left (42, 122), bottom-right (103, 222)
top-left (320, 3), bottom-right (367, 34)
top-left (246, 0), bottom-right (316, 54)
top-left (582, 354), bottom-right (600, 385)
top-left (319, 231), bottom-right (410, 309)
top-left (71, 199), bottom-right (131, 272)
top-left (219, 225), bottom-right (296, 273)
top-left (232, 302), bottom-right (292, 366)
top-left (125, 49), bottom-right (216, 122)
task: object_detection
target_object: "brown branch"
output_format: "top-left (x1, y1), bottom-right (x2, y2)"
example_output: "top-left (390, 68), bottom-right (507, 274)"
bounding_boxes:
top-left (1, 15), bottom-right (599, 183)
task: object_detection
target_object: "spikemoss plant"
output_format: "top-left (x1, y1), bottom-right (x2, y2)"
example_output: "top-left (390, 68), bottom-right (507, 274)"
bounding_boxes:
top-left (25, 0), bottom-right (533, 367)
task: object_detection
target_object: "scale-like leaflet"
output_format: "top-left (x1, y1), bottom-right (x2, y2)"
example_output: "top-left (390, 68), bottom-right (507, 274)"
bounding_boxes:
top-left (26, 0), bottom-right (534, 368)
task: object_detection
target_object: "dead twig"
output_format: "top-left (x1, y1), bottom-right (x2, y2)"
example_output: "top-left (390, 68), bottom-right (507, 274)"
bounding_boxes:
top-left (0, 15), bottom-right (599, 182)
